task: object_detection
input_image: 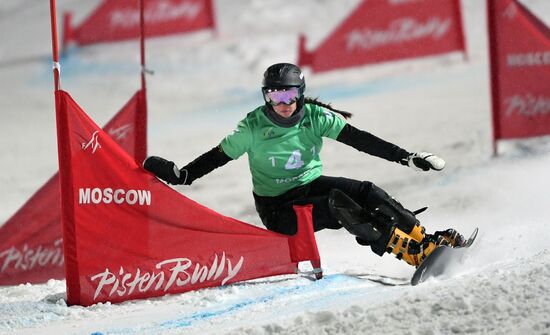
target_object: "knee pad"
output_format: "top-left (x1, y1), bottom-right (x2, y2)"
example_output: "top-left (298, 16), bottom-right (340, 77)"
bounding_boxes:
top-left (328, 189), bottom-right (382, 244)
top-left (364, 183), bottom-right (418, 234)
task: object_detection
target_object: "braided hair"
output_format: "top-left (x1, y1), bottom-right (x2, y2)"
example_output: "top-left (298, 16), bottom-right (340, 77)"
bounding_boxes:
top-left (304, 97), bottom-right (353, 119)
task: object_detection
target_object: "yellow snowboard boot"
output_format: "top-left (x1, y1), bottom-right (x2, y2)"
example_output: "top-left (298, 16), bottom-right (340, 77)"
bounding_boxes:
top-left (385, 224), bottom-right (446, 267)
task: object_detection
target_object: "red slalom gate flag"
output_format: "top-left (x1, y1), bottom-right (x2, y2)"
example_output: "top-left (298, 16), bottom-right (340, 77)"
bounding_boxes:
top-left (54, 91), bottom-right (320, 306)
top-left (488, 0), bottom-right (550, 140)
top-left (63, 0), bottom-right (215, 48)
top-left (299, 0), bottom-right (466, 73)
top-left (0, 90), bottom-right (146, 286)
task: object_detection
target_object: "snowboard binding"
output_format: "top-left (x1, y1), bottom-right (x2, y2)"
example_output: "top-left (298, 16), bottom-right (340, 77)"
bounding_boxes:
top-left (328, 189), bottom-right (466, 268)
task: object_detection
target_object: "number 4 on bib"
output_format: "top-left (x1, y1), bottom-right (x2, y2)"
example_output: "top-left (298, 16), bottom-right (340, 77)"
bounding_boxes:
top-left (285, 150), bottom-right (304, 170)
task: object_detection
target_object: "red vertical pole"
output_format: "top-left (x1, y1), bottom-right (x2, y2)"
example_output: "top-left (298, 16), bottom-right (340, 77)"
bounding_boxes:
top-left (49, 0), bottom-right (61, 91)
top-left (139, 0), bottom-right (146, 93)
top-left (289, 205), bottom-right (323, 280)
top-left (137, 0), bottom-right (148, 161)
top-left (486, 0), bottom-right (500, 156)
top-left (50, 0), bottom-right (80, 305)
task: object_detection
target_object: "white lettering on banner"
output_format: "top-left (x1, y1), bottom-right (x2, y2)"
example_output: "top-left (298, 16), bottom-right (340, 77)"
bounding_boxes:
top-left (507, 52), bottom-right (550, 67)
top-left (90, 253), bottom-right (244, 300)
top-left (108, 124), bottom-right (132, 141)
top-left (79, 188), bottom-right (152, 206)
top-left (505, 94), bottom-right (550, 117)
top-left (0, 238), bottom-right (64, 273)
top-left (82, 131), bottom-right (102, 154)
top-left (110, 1), bottom-right (203, 29)
top-left (346, 17), bottom-right (452, 51)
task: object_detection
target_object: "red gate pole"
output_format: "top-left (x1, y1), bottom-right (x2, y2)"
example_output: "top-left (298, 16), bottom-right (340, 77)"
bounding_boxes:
top-left (486, 0), bottom-right (500, 156)
top-left (49, 0), bottom-right (61, 91)
top-left (136, 0), bottom-right (149, 161)
top-left (139, 0), bottom-right (147, 93)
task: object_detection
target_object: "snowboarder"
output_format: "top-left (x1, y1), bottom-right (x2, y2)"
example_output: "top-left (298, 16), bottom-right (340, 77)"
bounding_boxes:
top-left (143, 63), bottom-right (465, 268)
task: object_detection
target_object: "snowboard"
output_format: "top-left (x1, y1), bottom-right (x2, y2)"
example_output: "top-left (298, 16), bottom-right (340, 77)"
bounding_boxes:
top-left (411, 227), bottom-right (479, 286)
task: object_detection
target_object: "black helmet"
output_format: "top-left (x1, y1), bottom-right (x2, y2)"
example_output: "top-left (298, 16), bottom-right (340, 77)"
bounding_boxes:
top-left (262, 63), bottom-right (306, 96)
top-left (261, 63), bottom-right (307, 127)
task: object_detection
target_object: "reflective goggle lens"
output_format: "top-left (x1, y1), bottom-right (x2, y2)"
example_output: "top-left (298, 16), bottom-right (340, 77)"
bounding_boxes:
top-left (263, 87), bottom-right (300, 106)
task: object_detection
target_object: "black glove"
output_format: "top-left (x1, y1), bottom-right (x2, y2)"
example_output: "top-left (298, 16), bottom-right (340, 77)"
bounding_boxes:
top-left (143, 156), bottom-right (187, 185)
top-left (401, 152), bottom-right (445, 171)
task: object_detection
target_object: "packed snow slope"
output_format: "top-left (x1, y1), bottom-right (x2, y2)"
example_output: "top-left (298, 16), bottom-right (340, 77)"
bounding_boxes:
top-left (1, 0), bottom-right (549, 334)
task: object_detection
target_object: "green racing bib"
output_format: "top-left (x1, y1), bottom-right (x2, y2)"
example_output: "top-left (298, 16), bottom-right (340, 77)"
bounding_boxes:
top-left (220, 103), bottom-right (346, 196)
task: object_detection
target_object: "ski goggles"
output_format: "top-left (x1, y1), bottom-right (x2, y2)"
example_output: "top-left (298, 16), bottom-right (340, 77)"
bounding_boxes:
top-left (262, 87), bottom-right (300, 106)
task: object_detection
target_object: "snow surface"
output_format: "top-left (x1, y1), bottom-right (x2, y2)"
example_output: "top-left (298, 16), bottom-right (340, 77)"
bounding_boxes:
top-left (1, 0), bottom-right (550, 334)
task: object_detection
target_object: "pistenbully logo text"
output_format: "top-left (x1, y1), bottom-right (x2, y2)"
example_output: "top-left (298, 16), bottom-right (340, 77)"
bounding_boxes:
top-left (91, 253), bottom-right (244, 300)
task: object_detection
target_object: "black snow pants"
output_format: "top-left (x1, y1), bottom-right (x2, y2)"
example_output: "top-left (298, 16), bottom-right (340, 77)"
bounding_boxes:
top-left (253, 175), bottom-right (418, 256)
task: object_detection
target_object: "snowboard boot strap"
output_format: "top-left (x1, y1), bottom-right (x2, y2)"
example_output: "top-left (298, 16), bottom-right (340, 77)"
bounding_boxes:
top-left (430, 229), bottom-right (466, 247)
top-left (408, 223), bottom-right (425, 243)
top-left (385, 227), bottom-right (444, 267)
top-left (413, 207), bottom-right (428, 215)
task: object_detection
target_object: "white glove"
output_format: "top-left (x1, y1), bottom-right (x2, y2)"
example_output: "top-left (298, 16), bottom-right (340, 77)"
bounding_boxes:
top-left (404, 152), bottom-right (445, 171)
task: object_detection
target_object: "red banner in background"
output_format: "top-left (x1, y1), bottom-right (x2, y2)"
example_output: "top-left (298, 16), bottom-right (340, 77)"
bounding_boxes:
top-left (0, 91), bottom-right (147, 286)
top-left (299, 0), bottom-right (466, 73)
top-left (63, 0), bottom-right (215, 48)
top-left (54, 90), bottom-right (320, 306)
top-left (488, 0), bottom-right (550, 141)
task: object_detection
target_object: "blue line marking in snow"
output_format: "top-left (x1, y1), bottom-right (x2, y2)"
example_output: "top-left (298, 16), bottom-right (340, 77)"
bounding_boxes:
top-left (90, 274), bottom-right (387, 334)
top-left (158, 274), bottom-right (367, 330)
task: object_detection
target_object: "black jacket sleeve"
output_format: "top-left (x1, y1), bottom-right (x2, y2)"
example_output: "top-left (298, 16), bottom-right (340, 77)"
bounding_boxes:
top-left (181, 145), bottom-right (232, 185)
top-left (336, 124), bottom-right (410, 163)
